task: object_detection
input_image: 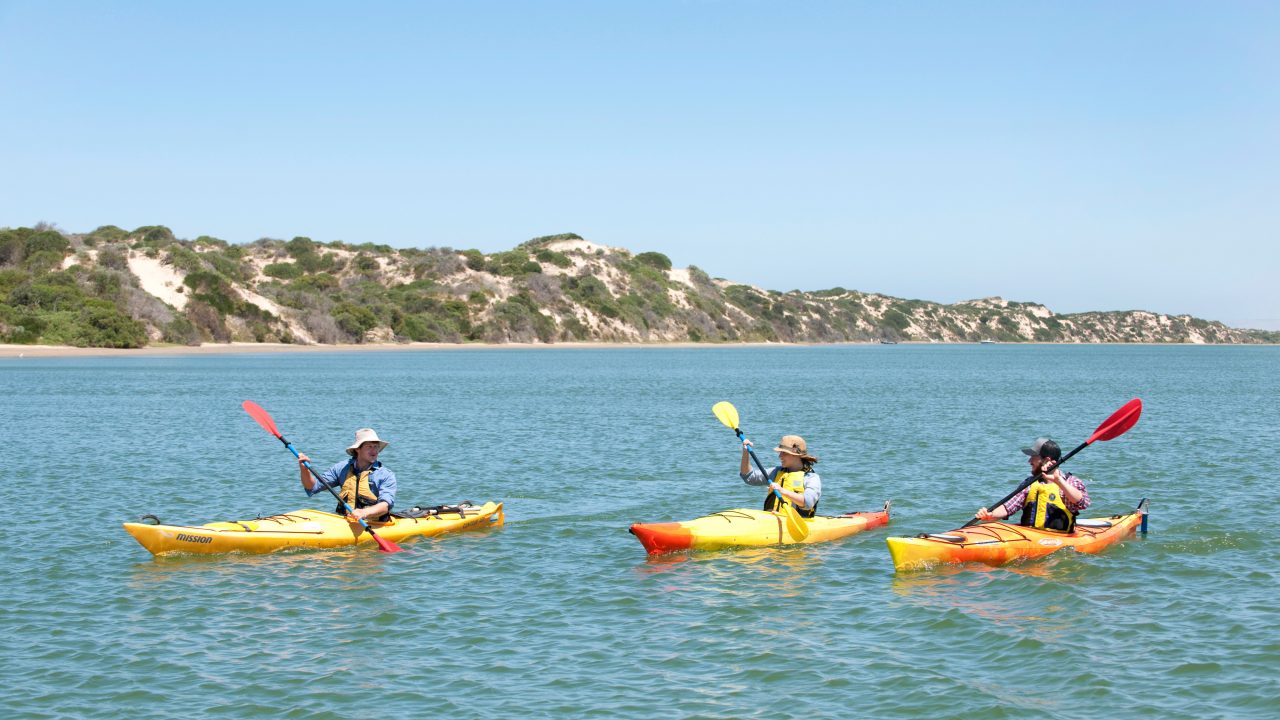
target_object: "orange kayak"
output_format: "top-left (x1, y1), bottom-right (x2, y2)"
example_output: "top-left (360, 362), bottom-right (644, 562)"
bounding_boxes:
top-left (630, 501), bottom-right (891, 555)
top-left (886, 499), bottom-right (1147, 572)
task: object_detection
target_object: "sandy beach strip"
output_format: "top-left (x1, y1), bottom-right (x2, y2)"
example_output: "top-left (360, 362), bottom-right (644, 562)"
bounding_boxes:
top-left (0, 340), bottom-right (811, 359)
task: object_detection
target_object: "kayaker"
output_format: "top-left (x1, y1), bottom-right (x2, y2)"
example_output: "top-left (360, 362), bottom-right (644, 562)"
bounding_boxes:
top-left (974, 437), bottom-right (1090, 531)
top-left (740, 435), bottom-right (822, 517)
top-left (296, 428), bottom-right (398, 522)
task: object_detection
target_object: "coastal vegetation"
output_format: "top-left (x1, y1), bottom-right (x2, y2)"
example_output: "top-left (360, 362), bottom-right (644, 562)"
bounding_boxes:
top-left (1, 223), bottom-right (1274, 347)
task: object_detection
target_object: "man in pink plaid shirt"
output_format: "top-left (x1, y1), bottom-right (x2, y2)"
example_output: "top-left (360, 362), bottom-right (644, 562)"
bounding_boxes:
top-left (974, 437), bottom-right (1091, 524)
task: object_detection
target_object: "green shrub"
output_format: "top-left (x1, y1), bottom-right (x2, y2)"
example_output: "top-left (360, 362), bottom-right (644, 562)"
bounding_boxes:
top-left (164, 246), bottom-right (205, 274)
top-left (23, 250), bottom-right (65, 273)
top-left (0, 303), bottom-right (44, 343)
top-left (566, 275), bottom-right (611, 302)
top-left (463, 250), bottom-right (485, 271)
top-left (87, 225), bottom-right (129, 244)
top-left (882, 308), bottom-right (911, 331)
top-left (184, 271), bottom-right (236, 314)
top-left (0, 268), bottom-right (31, 296)
top-left (194, 235), bottom-right (229, 249)
top-left (163, 315), bottom-right (202, 345)
top-left (264, 262), bottom-right (303, 279)
top-left (491, 292), bottom-right (556, 342)
top-left (131, 225), bottom-right (176, 248)
top-left (97, 246), bottom-right (129, 271)
top-left (25, 230), bottom-right (69, 256)
top-left (285, 237), bottom-right (337, 274)
top-left (634, 252), bottom-right (672, 271)
top-left (204, 250), bottom-right (251, 281)
top-left (520, 233), bottom-right (582, 249)
top-left (8, 278), bottom-right (85, 311)
top-left (88, 269), bottom-right (124, 299)
top-left (73, 300), bottom-right (147, 348)
top-left (535, 249), bottom-right (572, 268)
top-left (0, 229), bottom-right (26, 265)
top-left (286, 237), bottom-right (316, 257)
top-left (185, 300), bottom-right (229, 342)
top-left (485, 250), bottom-right (540, 277)
top-left (333, 302), bottom-right (378, 339)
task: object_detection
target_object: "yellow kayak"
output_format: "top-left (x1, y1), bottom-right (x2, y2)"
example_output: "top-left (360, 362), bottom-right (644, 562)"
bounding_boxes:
top-left (123, 501), bottom-right (504, 556)
top-left (629, 501), bottom-right (891, 555)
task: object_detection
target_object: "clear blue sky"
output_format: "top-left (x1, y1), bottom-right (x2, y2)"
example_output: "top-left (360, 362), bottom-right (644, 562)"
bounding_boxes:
top-left (2, 1), bottom-right (1277, 329)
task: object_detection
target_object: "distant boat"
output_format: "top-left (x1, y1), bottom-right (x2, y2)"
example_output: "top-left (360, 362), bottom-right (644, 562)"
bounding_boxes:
top-left (879, 339), bottom-right (898, 345)
top-left (980, 339), bottom-right (996, 345)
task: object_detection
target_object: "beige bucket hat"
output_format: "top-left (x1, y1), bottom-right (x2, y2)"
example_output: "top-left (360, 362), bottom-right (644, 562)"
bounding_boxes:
top-left (773, 435), bottom-right (818, 463)
top-left (346, 428), bottom-right (389, 456)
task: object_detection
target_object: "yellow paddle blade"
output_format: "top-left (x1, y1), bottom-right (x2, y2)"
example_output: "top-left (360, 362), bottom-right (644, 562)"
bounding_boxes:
top-left (712, 401), bottom-right (740, 430)
top-left (781, 500), bottom-right (811, 540)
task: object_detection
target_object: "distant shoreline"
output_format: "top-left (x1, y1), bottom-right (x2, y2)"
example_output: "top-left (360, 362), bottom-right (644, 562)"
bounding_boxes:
top-left (2, 340), bottom-right (1274, 358)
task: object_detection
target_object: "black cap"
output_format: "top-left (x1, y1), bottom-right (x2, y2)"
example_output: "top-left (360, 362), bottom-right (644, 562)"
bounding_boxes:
top-left (1021, 437), bottom-right (1061, 461)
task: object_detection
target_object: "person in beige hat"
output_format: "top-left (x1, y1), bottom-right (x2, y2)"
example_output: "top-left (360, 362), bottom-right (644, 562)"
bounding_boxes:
top-left (739, 434), bottom-right (821, 517)
top-left (296, 428), bottom-right (398, 522)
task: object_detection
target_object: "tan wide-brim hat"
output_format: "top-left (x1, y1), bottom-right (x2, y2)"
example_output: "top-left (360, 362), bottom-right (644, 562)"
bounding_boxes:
top-left (346, 428), bottom-right (390, 456)
top-left (773, 435), bottom-right (818, 463)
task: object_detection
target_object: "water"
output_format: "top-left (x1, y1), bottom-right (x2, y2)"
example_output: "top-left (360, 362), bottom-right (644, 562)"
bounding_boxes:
top-left (2, 345), bottom-right (1277, 718)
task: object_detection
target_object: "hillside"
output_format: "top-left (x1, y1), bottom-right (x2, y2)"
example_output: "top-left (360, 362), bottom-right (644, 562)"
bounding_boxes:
top-left (1, 224), bottom-right (1275, 348)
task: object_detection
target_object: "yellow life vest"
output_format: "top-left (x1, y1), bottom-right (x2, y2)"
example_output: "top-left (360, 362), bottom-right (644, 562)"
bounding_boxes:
top-left (337, 463), bottom-right (384, 517)
top-left (763, 469), bottom-right (817, 518)
top-left (1019, 478), bottom-right (1075, 532)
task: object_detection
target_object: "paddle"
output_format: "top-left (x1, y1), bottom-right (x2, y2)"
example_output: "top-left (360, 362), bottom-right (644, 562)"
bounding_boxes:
top-left (712, 401), bottom-right (810, 540)
top-left (242, 400), bottom-right (403, 553)
top-left (965, 398), bottom-right (1143, 528)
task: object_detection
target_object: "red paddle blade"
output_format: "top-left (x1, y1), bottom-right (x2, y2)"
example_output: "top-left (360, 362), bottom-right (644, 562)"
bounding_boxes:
top-left (242, 400), bottom-right (281, 438)
top-left (1087, 398), bottom-right (1142, 444)
top-left (372, 535), bottom-right (404, 553)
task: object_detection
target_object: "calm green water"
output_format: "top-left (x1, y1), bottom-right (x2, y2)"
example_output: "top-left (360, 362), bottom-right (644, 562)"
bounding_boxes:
top-left (3, 345), bottom-right (1277, 718)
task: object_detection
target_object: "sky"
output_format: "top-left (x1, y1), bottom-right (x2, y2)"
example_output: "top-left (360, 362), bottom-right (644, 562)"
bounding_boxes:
top-left (2, 1), bottom-right (1277, 329)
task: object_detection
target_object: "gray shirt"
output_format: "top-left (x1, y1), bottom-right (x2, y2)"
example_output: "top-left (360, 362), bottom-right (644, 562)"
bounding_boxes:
top-left (741, 466), bottom-right (822, 511)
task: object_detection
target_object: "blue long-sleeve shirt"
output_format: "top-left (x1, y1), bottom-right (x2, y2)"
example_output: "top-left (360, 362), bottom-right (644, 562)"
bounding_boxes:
top-left (306, 459), bottom-right (397, 512)
top-left (741, 466), bottom-right (822, 510)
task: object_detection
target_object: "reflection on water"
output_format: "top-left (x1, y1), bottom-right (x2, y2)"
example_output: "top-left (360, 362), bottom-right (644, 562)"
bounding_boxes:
top-left (635, 544), bottom-right (815, 603)
top-left (888, 555), bottom-right (1094, 641)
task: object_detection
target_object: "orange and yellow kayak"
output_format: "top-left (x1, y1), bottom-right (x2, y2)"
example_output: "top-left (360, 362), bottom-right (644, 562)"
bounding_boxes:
top-left (886, 499), bottom-right (1147, 572)
top-left (123, 501), bottom-right (504, 556)
top-left (629, 501), bottom-right (891, 555)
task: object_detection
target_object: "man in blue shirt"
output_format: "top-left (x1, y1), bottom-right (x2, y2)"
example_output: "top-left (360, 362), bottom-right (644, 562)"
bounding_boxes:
top-left (297, 428), bottom-right (398, 521)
